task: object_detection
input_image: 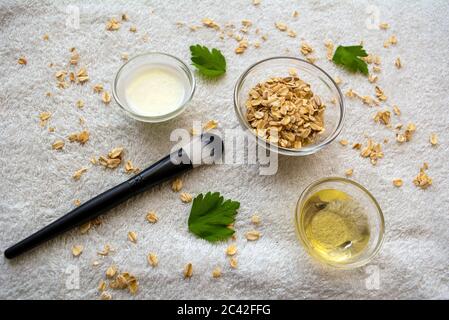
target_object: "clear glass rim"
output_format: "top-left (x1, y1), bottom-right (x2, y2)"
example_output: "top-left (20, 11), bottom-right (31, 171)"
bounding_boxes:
top-left (295, 177), bottom-right (385, 269)
top-left (233, 56), bottom-right (345, 156)
top-left (112, 52), bottom-right (196, 123)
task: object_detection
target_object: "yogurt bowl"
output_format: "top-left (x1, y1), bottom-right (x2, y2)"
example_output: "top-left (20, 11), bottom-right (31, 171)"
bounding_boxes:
top-left (113, 52), bottom-right (196, 123)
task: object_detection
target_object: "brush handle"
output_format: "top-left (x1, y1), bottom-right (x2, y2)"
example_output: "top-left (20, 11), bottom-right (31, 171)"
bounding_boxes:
top-left (4, 151), bottom-right (192, 259)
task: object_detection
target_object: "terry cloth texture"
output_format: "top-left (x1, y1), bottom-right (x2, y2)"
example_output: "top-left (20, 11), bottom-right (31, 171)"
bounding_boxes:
top-left (0, 0), bottom-right (448, 299)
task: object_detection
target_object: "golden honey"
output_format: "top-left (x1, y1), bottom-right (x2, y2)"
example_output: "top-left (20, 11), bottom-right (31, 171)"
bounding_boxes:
top-left (301, 189), bottom-right (370, 264)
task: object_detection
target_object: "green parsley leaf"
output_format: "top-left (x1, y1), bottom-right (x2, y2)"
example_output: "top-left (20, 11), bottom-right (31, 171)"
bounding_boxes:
top-left (188, 192), bottom-right (240, 242)
top-left (190, 44), bottom-right (226, 77)
top-left (332, 45), bottom-right (369, 75)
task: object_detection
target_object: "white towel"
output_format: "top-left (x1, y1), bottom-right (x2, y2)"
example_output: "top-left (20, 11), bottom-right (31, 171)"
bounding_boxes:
top-left (0, 0), bottom-right (448, 299)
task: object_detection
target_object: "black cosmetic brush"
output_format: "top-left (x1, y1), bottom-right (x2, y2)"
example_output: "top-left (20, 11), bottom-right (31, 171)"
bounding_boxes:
top-left (4, 133), bottom-right (223, 259)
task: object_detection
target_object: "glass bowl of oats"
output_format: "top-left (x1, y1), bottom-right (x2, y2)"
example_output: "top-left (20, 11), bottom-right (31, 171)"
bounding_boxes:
top-left (234, 57), bottom-right (344, 156)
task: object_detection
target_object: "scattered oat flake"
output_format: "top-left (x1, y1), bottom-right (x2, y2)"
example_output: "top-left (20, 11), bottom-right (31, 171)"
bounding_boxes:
top-left (339, 139), bottom-right (349, 146)
top-left (184, 263), bottom-right (193, 278)
top-left (413, 164), bottom-right (432, 189)
top-left (379, 22), bottom-right (389, 30)
top-left (246, 230), bottom-right (261, 241)
top-left (147, 253), bottom-right (158, 267)
top-left (98, 244), bottom-right (111, 256)
top-left (98, 155), bottom-right (121, 169)
top-left (360, 139), bottom-right (383, 165)
top-left (102, 91), bottom-right (111, 104)
top-left (100, 291), bottom-right (112, 300)
top-left (287, 29), bottom-right (297, 38)
top-left (52, 140), bottom-right (64, 150)
top-left (251, 214), bottom-right (261, 225)
top-left (72, 245), bottom-right (83, 257)
top-left (235, 39), bottom-right (249, 54)
top-left (324, 40), bottom-right (334, 60)
top-left (18, 57), bottom-right (27, 65)
top-left (334, 76), bottom-right (342, 85)
top-left (110, 272), bottom-right (138, 294)
top-left (375, 86), bottom-right (387, 101)
top-left (98, 280), bottom-right (107, 292)
top-left (396, 123), bottom-right (417, 143)
top-left (125, 160), bottom-right (138, 173)
top-left (171, 178), bottom-right (183, 192)
top-left (70, 50), bottom-right (79, 65)
top-left (430, 133), bottom-right (438, 146)
top-left (389, 35), bottom-right (398, 45)
top-left (43, 34), bottom-right (49, 40)
top-left (374, 110), bottom-right (391, 125)
top-left (93, 83), bottom-right (103, 93)
top-left (345, 168), bottom-right (354, 177)
top-left (352, 143), bottom-right (362, 150)
top-left (106, 18), bottom-right (121, 31)
top-left (395, 57), bottom-right (402, 69)
top-left (396, 133), bottom-right (406, 143)
top-left (275, 22), bottom-right (287, 31)
top-left (129, 26), bottom-right (137, 32)
top-left (368, 74), bottom-right (378, 83)
top-left (180, 192), bottom-right (193, 203)
top-left (292, 10), bottom-right (299, 18)
top-left (300, 42), bottom-right (313, 56)
top-left (241, 19), bottom-right (252, 27)
top-left (229, 257), bottom-right (238, 268)
top-left (253, 0), bottom-right (261, 5)
top-left (226, 244), bottom-right (237, 256)
top-left (212, 267), bottom-right (222, 278)
top-left (76, 67), bottom-right (89, 83)
top-left (76, 100), bottom-right (84, 108)
top-left (39, 111), bottom-right (51, 124)
top-left (204, 120), bottom-right (218, 131)
top-left (393, 105), bottom-right (401, 116)
top-left (80, 222), bottom-right (91, 234)
top-left (393, 179), bottom-right (403, 187)
top-left (146, 211), bottom-right (158, 224)
top-left (108, 147), bottom-right (123, 159)
top-left (73, 168), bottom-right (87, 181)
top-left (121, 53), bottom-right (129, 60)
top-left (74, 199), bottom-right (81, 206)
top-left (68, 130), bottom-right (89, 144)
top-left (128, 231), bottom-right (137, 243)
top-left (202, 18), bottom-right (220, 29)
top-left (106, 265), bottom-right (117, 278)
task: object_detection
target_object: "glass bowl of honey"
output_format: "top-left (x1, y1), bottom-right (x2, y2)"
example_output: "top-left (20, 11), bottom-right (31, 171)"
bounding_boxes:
top-left (295, 177), bottom-right (385, 269)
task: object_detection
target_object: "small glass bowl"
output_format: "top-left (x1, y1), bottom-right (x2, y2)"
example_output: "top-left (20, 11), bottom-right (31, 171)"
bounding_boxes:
top-left (112, 52), bottom-right (196, 123)
top-left (295, 177), bottom-right (385, 269)
top-left (234, 57), bottom-right (344, 156)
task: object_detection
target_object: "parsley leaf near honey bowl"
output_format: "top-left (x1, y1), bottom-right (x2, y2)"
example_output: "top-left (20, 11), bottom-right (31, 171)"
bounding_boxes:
top-left (112, 52), bottom-right (196, 123)
top-left (188, 192), bottom-right (240, 242)
top-left (234, 56), bottom-right (345, 156)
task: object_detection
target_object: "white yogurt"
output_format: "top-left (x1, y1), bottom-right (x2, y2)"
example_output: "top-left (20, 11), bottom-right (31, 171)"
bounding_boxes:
top-left (124, 66), bottom-right (187, 117)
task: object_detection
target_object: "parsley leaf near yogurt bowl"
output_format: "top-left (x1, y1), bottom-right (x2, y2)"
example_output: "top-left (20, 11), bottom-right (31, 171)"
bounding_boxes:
top-left (113, 52), bottom-right (196, 123)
